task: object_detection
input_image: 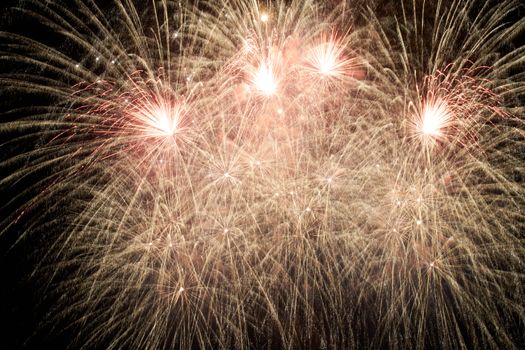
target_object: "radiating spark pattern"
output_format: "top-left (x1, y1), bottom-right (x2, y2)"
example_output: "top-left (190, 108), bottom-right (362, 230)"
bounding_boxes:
top-left (252, 61), bottom-right (278, 96)
top-left (131, 98), bottom-right (181, 137)
top-left (420, 98), bottom-right (451, 137)
top-left (304, 36), bottom-right (354, 81)
top-left (0, 0), bottom-right (524, 349)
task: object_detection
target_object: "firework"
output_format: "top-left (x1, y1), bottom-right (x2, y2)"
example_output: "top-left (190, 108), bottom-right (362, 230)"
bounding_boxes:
top-left (1, 0), bottom-right (524, 349)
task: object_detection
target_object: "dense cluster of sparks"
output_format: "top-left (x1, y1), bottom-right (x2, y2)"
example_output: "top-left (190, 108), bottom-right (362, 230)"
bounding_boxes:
top-left (1, 0), bottom-right (525, 349)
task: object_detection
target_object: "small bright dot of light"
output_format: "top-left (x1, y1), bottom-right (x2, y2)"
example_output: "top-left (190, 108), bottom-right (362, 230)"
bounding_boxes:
top-left (260, 13), bottom-right (269, 22)
top-left (416, 220), bottom-right (422, 225)
top-left (179, 287), bottom-right (184, 292)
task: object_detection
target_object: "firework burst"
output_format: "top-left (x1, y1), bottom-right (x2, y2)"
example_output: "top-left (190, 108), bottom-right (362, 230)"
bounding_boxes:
top-left (1, 0), bottom-right (524, 349)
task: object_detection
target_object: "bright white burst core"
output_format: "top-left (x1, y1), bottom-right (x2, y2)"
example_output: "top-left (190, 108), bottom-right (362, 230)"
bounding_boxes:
top-left (146, 105), bottom-right (179, 137)
top-left (156, 108), bottom-right (176, 135)
top-left (421, 99), bottom-right (451, 137)
top-left (253, 62), bottom-right (278, 96)
top-left (316, 44), bottom-right (339, 76)
top-left (306, 40), bottom-right (348, 80)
